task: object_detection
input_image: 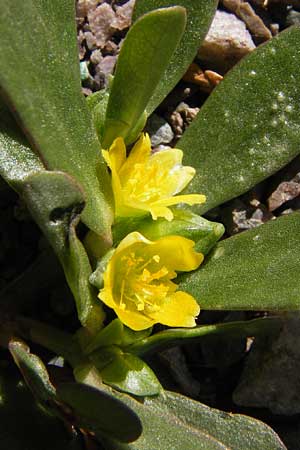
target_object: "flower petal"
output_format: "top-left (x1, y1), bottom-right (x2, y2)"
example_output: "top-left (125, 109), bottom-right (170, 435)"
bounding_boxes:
top-left (98, 287), bottom-right (116, 309)
top-left (115, 306), bottom-right (156, 331)
top-left (119, 133), bottom-right (151, 179)
top-left (151, 235), bottom-right (203, 271)
top-left (149, 205), bottom-right (174, 221)
top-left (149, 149), bottom-right (195, 195)
top-left (102, 137), bottom-right (126, 173)
top-left (149, 291), bottom-right (200, 327)
top-left (114, 231), bottom-right (150, 253)
top-left (152, 194), bottom-right (206, 208)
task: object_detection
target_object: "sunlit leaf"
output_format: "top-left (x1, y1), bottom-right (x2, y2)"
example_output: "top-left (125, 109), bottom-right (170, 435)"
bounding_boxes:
top-left (179, 26), bottom-right (300, 213)
top-left (0, 100), bottom-right (44, 191)
top-left (102, 6), bottom-right (186, 147)
top-left (180, 213), bottom-right (300, 310)
top-left (0, 0), bottom-right (113, 237)
top-left (101, 389), bottom-right (286, 450)
top-left (133, 0), bottom-right (218, 114)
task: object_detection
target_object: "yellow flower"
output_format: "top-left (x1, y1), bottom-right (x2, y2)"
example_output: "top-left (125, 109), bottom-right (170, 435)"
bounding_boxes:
top-left (98, 232), bottom-right (203, 331)
top-left (102, 133), bottom-right (206, 221)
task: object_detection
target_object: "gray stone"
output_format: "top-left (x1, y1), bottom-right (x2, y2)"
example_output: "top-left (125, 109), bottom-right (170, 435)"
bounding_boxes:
top-left (234, 314), bottom-right (300, 415)
top-left (146, 114), bottom-right (174, 147)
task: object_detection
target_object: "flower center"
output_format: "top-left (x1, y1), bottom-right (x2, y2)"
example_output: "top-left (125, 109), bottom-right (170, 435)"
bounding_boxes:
top-left (118, 251), bottom-right (174, 313)
top-left (123, 162), bottom-right (167, 204)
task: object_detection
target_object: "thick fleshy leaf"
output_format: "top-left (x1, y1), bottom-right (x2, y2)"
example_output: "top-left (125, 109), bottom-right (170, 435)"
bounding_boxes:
top-left (0, 101), bottom-right (44, 191)
top-left (179, 26), bottom-right (300, 213)
top-left (99, 352), bottom-right (162, 396)
top-left (17, 317), bottom-right (83, 368)
top-left (102, 7), bottom-right (186, 147)
top-left (113, 210), bottom-right (224, 254)
top-left (8, 339), bottom-right (56, 406)
top-left (0, 368), bottom-right (81, 450)
top-left (180, 213), bottom-right (300, 310)
top-left (57, 382), bottom-right (142, 443)
top-left (133, 0), bottom-right (218, 114)
top-left (86, 89), bottom-right (110, 143)
top-left (21, 171), bottom-right (104, 330)
top-left (126, 317), bottom-right (281, 356)
top-left (0, 0), bottom-right (113, 237)
top-left (101, 389), bottom-right (286, 450)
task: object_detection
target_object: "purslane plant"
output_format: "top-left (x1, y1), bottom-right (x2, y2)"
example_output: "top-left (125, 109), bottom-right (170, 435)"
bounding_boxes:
top-left (0, 0), bottom-right (300, 449)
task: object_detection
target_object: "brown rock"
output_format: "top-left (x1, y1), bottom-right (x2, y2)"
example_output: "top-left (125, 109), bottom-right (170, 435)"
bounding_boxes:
top-left (112, 0), bottom-right (135, 31)
top-left (77, 29), bottom-right (86, 60)
top-left (268, 174), bottom-right (300, 211)
top-left (254, 0), bottom-right (300, 5)
top-left (222, 1), bottom-right (272, 42)
top-left (88, 3), bottom-right (116, 48)
top-left (96, 55), bottom-right (117, 77)
top-left (183, 63), bottom-right (223, 93)
top-left (76, 0), bottom-right (99, 19)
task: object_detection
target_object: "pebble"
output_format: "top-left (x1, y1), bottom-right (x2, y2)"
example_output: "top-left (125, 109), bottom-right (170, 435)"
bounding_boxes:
top-left (222, 0), bottom-right (272, 43)
top-left (145, 114), bottom-right (174, 147)
top-left (88, 3), bottom-right (116, 49)
top-left (268, 173), bottom-right (300, 211)
top-left (198, 10), bottom-right (256, 72)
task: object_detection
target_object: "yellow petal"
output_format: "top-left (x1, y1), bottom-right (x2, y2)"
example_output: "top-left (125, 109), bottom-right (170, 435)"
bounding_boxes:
top-left (149, 291), bottom-right (200, 327)
top-left (151, 235), bottom-right (204, 272)
top-left (152, 193), bottom-right (206, 208)
top-left (149, 205), bottom-right (174, 221)
top-left (98, 287), bottom-right (116, 309)
top-left (149, 149), bottom-right (195, 195)
top-left (119, 133), bottom-right (151, 179)
top-left (114, 231), bottom-right (150, 254)
top-left (103, 137), bottom-right (126, 173)
top-left (115, 306), bottom-right (155, 331)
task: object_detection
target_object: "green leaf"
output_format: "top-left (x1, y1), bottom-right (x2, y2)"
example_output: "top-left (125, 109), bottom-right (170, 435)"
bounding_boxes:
top-left (180, 213), bottom-right (300, 310)
top-left (102, 6), bottom-right (187, 147)
top-left (101, 390), bottom-right (286, 450)
top-left (113, 209), bottom-right (224, 255)
top-left (17, 317), bottom-right (83, 368)
top-left (133, 0), bottom-right (218, 114)
top-left (8, 339), bottom-right (56, 407)
top-left (179, 26), bottom-right (300, 214)
top-left (57, 382), bottom-right (142, 443)
top-left (0, 0), bottom-right (113, 238)
top-left (22, 171), bottom-right (105, 330)
top-left (0, 100), bottom-right (44, 191)
top-left (86, 89), bottom-right (110, 143)
top-left (86, 319), bottom-right (124, 353)
top-left (99, 352), bottom-right (162, 396)
top-left (83, 318), bottom-right (153, 354)
top-left (0, 368), bottom-right (81, 450)
top-left (126, 317), bottom-right (281, 356)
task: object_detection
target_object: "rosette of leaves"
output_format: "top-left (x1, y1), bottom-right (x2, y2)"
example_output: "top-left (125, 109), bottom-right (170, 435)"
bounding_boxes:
top-left (0, 0), bottom-right (299, 448)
